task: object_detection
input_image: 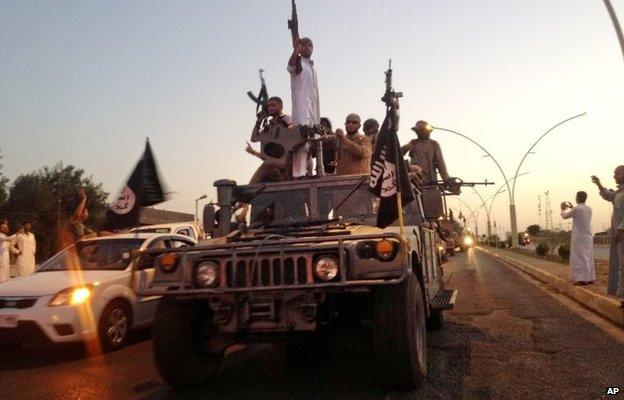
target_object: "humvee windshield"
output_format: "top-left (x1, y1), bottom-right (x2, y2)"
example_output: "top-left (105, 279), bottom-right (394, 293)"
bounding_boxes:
top-left (247, 180), bottom-right (422, 227)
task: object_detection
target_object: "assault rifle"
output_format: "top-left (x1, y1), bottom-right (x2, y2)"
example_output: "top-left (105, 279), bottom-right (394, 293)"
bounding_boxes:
top-left (247, 68), bottom-right (269, 128)
top-left (381, 59), bottom-right (403, 130)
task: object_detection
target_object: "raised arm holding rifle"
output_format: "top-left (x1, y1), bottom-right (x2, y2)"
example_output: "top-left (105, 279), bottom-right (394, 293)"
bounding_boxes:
top-left (287, 0), bottom-right (320, 178)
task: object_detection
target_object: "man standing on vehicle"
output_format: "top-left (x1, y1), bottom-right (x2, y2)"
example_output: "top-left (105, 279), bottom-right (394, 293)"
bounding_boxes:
top-left (61, 188), bottom-right (97, 249)
top-left (288, 37), bottom-right (320, 178)
top-left (14, 221), bottom-right (36, 276)
top-left (334, 113), bottom-right (373, 175)
top-left (401, 120), bottom-right (450, 185)
top-left (592, 166), bottom-right (624, 297)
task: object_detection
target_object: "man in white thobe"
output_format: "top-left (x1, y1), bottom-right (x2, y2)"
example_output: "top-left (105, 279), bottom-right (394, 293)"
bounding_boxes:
top-left (0, 219), bottom-right (19, 283)
top-left (287, 37), bottom-right (320, 178)
top-left (560, 191), bottom-right (595, 285)
top-left (14, 221), bottom-right (37, 277)
top-left (592, 166), bottom-right (624, 296)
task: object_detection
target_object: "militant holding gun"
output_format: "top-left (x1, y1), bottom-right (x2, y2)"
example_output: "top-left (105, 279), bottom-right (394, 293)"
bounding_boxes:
top-left (247, 68), bottom-right (269, 128)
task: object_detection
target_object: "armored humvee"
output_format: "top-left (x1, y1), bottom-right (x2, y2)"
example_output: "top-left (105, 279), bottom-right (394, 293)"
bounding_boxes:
top-left (138, 173), bottom-right (457, 389)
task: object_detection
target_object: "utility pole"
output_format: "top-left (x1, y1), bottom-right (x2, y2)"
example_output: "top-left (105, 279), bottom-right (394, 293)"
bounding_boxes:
top-left (544, 191), bottom-right (553, 231)
top-left (537, 194), bottom-right (542, 228)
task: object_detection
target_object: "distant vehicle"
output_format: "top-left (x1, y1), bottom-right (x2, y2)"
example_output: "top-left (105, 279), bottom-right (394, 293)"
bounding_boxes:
top-left (130, 221), bottom-right (203, 241)
top-left (459, 234), bottom-right (474, 251)
top-left (0, 233), bottom-right (196, 351)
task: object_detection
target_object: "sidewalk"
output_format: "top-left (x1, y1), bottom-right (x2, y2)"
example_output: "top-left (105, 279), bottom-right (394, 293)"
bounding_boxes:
top-left (477, 246), bottom-right (624, 326)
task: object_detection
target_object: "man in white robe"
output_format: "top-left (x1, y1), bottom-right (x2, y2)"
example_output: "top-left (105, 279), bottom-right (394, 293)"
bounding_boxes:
top-left (14, 221), bottom-right (37, 277)
top-left (287, 37), bottom-right (320, 178)
top-left (0, 219), bottom-right (19, 283)
top-left (560, 191), bottom-right (595, 285)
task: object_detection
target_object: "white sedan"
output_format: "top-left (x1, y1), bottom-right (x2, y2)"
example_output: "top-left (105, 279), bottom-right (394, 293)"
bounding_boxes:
top-left (0, 233), bottom-right (196, 351)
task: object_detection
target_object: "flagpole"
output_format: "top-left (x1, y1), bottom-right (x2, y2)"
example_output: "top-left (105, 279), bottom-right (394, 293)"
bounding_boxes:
top-left (396, 191), bottom-right (404, 236)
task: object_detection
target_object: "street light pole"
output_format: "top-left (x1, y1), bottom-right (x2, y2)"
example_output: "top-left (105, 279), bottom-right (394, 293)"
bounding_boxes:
top-left (603, 0), bottom-right (624, 64)
top-left (509, 113), bottom-right (585, 247)
top-left (195, 194), bottom-right (207, 223)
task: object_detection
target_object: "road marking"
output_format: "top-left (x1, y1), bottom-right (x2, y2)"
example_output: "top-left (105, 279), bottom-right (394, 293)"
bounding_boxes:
top-left (480, 251), bottom-right (624, 343)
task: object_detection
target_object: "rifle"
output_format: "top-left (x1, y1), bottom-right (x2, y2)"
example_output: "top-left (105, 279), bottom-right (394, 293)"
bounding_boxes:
top-left (381, 59), bottom-right (403, 131)
top-left (288, 0), bottom-right (302, 71)
top-left (247, 68), bottom-right (269, 128)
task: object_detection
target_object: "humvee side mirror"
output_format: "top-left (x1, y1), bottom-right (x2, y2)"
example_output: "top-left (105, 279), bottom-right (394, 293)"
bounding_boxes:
top-left (203, 204), bottom-right (216, 238)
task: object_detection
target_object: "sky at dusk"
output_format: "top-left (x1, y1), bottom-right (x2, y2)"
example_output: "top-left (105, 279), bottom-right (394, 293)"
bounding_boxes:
top-left (1, 0), bottom-right (623, 236)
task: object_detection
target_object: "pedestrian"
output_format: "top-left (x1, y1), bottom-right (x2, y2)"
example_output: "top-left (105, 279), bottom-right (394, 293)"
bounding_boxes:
top-left (334, 113), bottom-right (373, 175)
top-left (288, 37), bottom-right (320, 178)
top-left (14, 221), bottom-right (37, 277)
top-left (0, 219), bottom-right (19, 283)
top-left (592, 166), bottom-right (624, 297)
top-left (560, 192), bottom-right (596, 285)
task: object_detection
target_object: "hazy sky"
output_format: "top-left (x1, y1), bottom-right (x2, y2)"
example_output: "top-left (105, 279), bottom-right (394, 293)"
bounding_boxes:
top-left (1, 1), bottom-right (623, 235)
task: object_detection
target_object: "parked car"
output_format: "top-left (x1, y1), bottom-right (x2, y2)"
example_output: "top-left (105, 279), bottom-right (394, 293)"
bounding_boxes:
top-left (130, 221), bottom-right (203, 241)
top-left (0, 233), bottom-right (196, 351)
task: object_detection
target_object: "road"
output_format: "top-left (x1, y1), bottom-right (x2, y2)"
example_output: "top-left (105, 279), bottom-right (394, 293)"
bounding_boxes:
top-left (1, 249), bottom-right (623, 400)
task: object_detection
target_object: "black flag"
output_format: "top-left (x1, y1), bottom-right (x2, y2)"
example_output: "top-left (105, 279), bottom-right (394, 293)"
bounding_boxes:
top-left (369, 112), bottom-right (415, 228)
top-left (102, 139), bottom-right (168, 231)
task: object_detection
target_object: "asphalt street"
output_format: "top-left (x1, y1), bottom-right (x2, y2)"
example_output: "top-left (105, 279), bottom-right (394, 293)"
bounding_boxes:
top-left (1, 249), bottom-right (623, 400)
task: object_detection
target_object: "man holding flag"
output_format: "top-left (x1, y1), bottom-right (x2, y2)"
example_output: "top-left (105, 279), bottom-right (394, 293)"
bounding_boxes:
top-left (102, 139), bottom-right (168, 231)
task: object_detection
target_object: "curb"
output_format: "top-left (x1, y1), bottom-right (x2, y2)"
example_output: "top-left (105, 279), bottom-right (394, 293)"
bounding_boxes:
top-left (477, 246), bottom-right (624, 326)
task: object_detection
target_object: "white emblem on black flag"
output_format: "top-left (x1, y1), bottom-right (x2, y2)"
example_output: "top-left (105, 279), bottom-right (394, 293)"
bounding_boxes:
top-left (369, 113), bottom-right (414, 228)
top-left (102, 139), bottom-right (168, 231)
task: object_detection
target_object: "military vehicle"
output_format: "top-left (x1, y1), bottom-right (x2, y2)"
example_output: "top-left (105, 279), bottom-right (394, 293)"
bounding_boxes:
top-left (138, 173), bottom-right (457, 390)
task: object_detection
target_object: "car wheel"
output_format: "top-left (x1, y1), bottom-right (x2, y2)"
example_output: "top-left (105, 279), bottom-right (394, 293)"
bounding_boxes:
top-left (98, 300), bottom-right (132, 352)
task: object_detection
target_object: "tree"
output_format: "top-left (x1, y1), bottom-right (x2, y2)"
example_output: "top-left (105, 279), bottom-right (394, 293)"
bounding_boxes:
top-left (0, 163), bottom-right (108, 262)
top-left (0, 149), bottom-right (8, 205)
top-left (527, 224), bottom-right (541, 237)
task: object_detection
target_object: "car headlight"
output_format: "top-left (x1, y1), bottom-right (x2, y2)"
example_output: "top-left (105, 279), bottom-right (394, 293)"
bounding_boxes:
top-left (49, 285), bottom-right (93, 307)
top-left (195, 261), bottom-right (219, 288)
top-left (463, 236), bottom-right (474, 246)
top-left (314, 255), bottom-right (339, 281)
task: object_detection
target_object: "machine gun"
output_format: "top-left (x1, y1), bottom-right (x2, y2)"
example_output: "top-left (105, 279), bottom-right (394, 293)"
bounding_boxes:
top-left (381, 59), bottom-right (403, 131)
top-left (423, 178), bottom-right (494, 196)
top-left (247, 68), bottom-right (269, 129)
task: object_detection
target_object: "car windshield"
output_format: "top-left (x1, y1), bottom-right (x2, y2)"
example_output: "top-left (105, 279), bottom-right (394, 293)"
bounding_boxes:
top-left (37, 239), bottom-right (145, 272)
top-left (132, 227), bottom-right (171, 233)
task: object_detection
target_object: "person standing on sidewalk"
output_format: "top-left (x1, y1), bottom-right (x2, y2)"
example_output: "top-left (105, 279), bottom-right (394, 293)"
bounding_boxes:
top-left (592, 166), bottom-right (624, 297)
top-left (0, 219), bottom-right (19, 283)
top-left (14, 221), bottom-right (36, 277)
top-left (560, 192), bottom-right (596, 285)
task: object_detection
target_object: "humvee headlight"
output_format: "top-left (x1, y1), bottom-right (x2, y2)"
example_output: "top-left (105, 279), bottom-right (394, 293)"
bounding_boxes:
top-left (463, 236), bottom-right (474, 247)
top-left (314, 256), bottom-right (339, 281)
top-left (375, 240), bottom-right (396, 260)
top-left (158, 252), bottom-right (179, 273)
top-left (196, 261), bottom-right (219, 288)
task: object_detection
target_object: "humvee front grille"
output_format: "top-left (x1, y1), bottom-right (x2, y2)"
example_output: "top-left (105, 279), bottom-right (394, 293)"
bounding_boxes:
top-left (219, 254), bottom-right (335, 288)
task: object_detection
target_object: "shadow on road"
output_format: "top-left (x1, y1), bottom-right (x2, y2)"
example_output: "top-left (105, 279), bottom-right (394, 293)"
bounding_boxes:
top-left (136, 321), bottom-right (491, 400)
top-left (0, 327), bottom-right (152, 371)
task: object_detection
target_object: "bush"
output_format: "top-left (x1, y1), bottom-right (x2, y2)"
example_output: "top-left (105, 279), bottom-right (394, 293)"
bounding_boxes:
top-left (558, 244), bottom-right (570, 262)
top-left (536, 242), bottom-right (549, 256)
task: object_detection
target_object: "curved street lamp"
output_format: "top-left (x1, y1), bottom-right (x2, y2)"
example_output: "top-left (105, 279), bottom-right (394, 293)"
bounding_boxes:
top-left (603, 0), bottom-right (624, 64)
top-left (434, 113), bottom-right (585, 248)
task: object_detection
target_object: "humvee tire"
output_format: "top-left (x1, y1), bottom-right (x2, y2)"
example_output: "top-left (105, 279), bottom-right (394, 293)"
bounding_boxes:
top-left (372, 272), bottom-right (427, 390)
top-left (426, 308), bottom-right (444, 331)
top-left (153, 297), bottom-right (222, 388)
